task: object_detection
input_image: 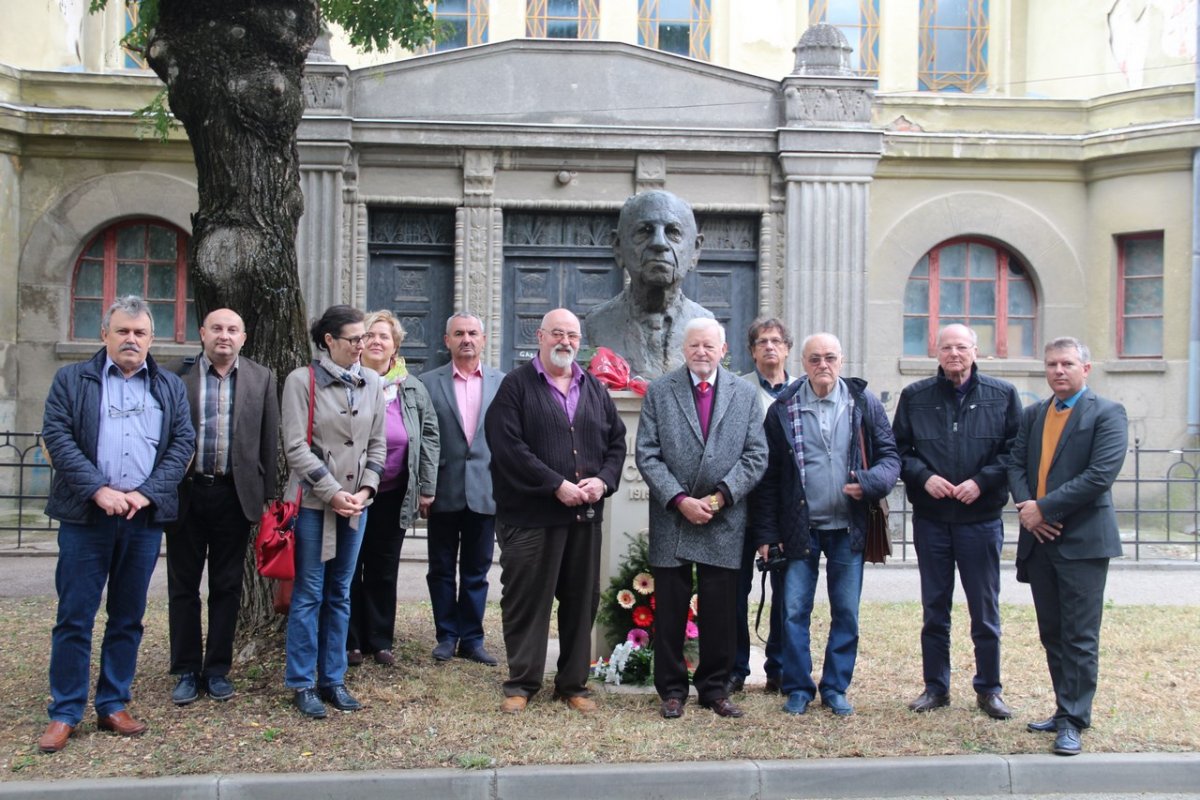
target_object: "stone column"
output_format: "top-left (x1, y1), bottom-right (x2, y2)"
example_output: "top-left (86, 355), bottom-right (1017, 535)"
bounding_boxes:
top-left (297, 37), bottom-right (354, 321)
top-left (778, 25), bottom-right (882, 376)
top-left (458, 150), bottom-right (505, 365)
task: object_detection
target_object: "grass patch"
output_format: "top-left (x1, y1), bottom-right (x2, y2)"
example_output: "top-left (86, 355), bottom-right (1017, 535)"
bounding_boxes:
top-left (0, 596), bottom-right (1196, 782)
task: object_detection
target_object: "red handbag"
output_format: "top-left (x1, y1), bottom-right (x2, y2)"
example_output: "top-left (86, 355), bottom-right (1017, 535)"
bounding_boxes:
top-left (254, 366), bottom-right (314, 583)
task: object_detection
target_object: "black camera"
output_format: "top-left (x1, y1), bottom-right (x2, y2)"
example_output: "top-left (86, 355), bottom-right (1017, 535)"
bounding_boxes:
top-left (755, 544), bottom-right (786, 573)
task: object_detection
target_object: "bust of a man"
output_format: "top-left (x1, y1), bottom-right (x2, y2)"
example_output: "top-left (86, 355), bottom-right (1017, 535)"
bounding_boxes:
top-left (585, 190), bottom-right (714, 379)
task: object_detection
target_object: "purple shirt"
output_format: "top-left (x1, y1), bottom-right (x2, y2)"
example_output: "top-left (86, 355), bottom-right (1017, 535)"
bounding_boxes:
top-left (531, 354), bottom-right (584, 422)
top-left (378, 396), bottom-right (410, 493)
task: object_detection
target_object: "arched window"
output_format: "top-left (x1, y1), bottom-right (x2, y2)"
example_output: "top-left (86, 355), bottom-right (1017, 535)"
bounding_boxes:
top-left (527, 0), bottom-right (600, 39)
top-left (903, 238), bottom-right (1036, 358)
top-left (71, 219), bottom-right (196, 342)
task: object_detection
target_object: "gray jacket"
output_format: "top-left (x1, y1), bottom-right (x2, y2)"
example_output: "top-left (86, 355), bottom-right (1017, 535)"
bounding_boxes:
top-left (281, 359), bottom-right (386, 562)
top-left (419, 361), bottom-right (505, 516)
top-left (390, 376), bottom-right (440, 530)
top-left (636, 365), bottom-right (768, 570)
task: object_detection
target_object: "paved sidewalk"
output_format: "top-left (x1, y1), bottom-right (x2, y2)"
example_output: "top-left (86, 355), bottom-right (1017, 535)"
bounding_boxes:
top-left (1, 752), bottom-right (1198, 799)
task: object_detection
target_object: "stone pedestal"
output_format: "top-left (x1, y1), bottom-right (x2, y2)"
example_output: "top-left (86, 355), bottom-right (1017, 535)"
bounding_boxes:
top-left (594, 390), bottom-right (648, 657)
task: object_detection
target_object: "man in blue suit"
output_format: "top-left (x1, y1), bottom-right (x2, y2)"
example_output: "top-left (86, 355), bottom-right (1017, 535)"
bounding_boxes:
top-left (419, 313), bottom-right (505, 666)
top-left (1007, 337), bottom-right (1127, 756)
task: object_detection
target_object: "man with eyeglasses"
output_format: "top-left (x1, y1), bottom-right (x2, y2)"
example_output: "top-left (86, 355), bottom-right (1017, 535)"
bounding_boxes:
top-left (38, 295), bottom-right (194, 753)
top-left (584, 190), bottom-right (714, 380)
top-left (891, 324), bottom-right (1022, 721)
top-left (166, 308), bottom-right (279, 707)
top-left (752, 333), bottom-right (898, 717)
top-left (729, 318), bottom-right (797, 696)
top-left (484, 308), bottom-right (626, 715)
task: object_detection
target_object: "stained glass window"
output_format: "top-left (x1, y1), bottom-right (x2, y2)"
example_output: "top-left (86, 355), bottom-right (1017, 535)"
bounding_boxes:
top-left (918, 0), bottom-right (988, 92)
top-left (638, 0), bottom-right (711, 60)
top-left (808, 0), bottom-right (880, 76)
top-left (527, 0), bottom-right (600, 39)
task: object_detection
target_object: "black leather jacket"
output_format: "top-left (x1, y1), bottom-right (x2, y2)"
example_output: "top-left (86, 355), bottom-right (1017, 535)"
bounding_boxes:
top-left (891, 364), bottom-right (1022, 523)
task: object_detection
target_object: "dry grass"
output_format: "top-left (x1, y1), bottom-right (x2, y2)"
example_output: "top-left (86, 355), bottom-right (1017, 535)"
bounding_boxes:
top-left (1, 596), bottom-right (1197, 782)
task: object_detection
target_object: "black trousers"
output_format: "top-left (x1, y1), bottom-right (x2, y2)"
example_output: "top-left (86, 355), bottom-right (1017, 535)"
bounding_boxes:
top-left (347, 476), bottom-right (408, 654)
top-left (1026, 541), bottom-right (1110, 731)
top-left (166, 481), bottom-right (251, 677)
top-left (653, 561), bottom-right (738, 705)
top-left (497, 521), bottom-right (601, 699)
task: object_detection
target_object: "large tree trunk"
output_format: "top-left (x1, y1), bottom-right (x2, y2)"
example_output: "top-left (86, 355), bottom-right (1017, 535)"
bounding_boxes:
top-left (146, 0), bottom-right (318, 633)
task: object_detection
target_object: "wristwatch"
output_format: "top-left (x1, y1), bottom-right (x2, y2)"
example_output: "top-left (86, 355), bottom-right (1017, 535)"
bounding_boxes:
top-left (708, 494), bottom-right (720, 513)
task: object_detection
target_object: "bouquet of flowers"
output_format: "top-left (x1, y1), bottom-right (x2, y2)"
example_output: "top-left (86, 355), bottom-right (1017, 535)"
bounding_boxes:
top-left (592, 531), bottom-right (698, 686)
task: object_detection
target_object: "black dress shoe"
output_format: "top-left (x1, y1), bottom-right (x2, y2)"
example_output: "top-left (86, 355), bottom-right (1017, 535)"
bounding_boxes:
top-left (908, 690), bottom-right (950, 713)
top-left (347, 649), bottom-right (364, 666)
top-left (976, 692), bottom-right (1012, 720)
top-left (172, 673), bottom-right (200, 706)
top-left (1027, 716), bottom-right (1057, 733)
top-left (700, 697), bottom-right (744, 718)
top-left (319, 684), bottom-right (362, 712)
top-left (660, 697), bottom-right (684, 719)
top-left (457, 644), bottom-right (499, 666)
top-left (764, 675), bottom-right (781, 695)
top-left (294, 689), bottom-right (327, 719)
top-left (725, 675), bottom-right (746, 694)
top-left (432, 640), bottom-right (457, 661)
top-left (1053, 726), bottom-right (1082, 756)
top-left (205, 675), bottom-right (236, 701)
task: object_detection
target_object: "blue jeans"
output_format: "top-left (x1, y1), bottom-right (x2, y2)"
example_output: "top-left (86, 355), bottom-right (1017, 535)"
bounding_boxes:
top-left (913, 516), bottom-right (1003, 695)
top-left (780, 529), bottom-right (864, 700)
top-left (48, 516), bottom-right (162, 724)
top-left (285, 507), bottom-right (366, 690)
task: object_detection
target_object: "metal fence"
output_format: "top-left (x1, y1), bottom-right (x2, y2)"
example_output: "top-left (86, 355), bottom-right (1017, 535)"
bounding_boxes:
top-left (3, 431), bottom-right (1198, 561)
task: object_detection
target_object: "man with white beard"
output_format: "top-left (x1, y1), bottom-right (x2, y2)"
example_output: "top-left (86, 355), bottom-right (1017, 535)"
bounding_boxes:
top-left (483, 308), bottom-right (627, 715)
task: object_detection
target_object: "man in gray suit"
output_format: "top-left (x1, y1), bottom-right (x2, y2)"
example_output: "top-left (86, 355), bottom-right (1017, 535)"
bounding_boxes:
top-left (167, 308), bottom-right (279, 706)
top-left (418, 312), bottom-right (505, 665)
top-left (1007, 337), bottom-right (1127, 756)
top-left (636, 317), bottom-right (768, 719)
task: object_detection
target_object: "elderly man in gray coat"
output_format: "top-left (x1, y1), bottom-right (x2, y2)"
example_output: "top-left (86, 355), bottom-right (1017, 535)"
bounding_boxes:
top-left (636, 317), bottom-right (768, 719)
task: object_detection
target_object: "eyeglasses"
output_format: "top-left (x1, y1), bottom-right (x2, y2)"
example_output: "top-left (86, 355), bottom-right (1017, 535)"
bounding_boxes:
top-left (542, 328), bottom-right (581, 343)
top-left (108, 403), bottom-right (145, 419)
top-left (805, 354), bottom-right (840, 365)
top-left (334, 335), bottom-right (366, 347)
top-left (755, 337), bottom-right (786, 348)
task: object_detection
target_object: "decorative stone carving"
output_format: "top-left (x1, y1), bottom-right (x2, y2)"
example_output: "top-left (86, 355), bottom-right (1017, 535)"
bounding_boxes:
top-left (782, 24), bottom-right (875, 128)
top-left (464, 150), bottom-right (496, 206)
top-left (636, 154), bottom-right (667, 191)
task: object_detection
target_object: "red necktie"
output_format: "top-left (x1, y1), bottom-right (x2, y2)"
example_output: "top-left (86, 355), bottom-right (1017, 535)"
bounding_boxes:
top-left (697, 381), bottom-right (712, 440)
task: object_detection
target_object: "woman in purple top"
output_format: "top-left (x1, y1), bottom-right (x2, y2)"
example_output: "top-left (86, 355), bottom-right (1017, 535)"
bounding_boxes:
top-left (347, 310), bottom-right (440, 667)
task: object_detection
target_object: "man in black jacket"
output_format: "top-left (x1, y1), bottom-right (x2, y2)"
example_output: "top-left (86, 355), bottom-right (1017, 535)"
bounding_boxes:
top-left (484, 308), bottom-right (626, 715)
top-left (891, 324), bottom-right (1022, 720)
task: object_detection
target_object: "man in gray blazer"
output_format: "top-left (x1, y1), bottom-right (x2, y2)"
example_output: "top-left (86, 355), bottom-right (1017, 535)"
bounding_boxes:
top-left (418, 312), bottom-right (505, 665)
top-left (1007, 336), bottom-right (1127, 757)
top-left (636, 318), bottom-right (768, 719)
top-left (167, 308), bottom-right (279, 706)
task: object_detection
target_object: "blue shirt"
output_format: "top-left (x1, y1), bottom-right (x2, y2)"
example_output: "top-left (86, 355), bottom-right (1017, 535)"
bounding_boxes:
top-left (1056, 386), bottom-right (1088, 410)
top-left (798, 378), bottom-right (851, 529)
top-left (97, 356), bottom-right (163, 491)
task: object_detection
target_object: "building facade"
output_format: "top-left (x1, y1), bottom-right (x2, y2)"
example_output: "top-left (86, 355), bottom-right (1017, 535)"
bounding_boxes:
top-left (1, 0), bottom-right (1197, 450)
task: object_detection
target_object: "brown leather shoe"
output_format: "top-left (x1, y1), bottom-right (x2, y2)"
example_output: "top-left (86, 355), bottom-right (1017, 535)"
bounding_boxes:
top-left (562, 695), bottom-right (598, 713)
top-left (660, 697), bottom-right (684, 719)
top-left (373, 649), bottom-right (395, 667)
top-left (37, 721), bottom-right (75, 753)
top-left (347, 649), bottom-right (364, 666)
top-left (500, 695), bottom-right (528, 714)
top-left (700, 696), bottom-right (745, 718)
top-left (97, 710), bottom-right (148, 737)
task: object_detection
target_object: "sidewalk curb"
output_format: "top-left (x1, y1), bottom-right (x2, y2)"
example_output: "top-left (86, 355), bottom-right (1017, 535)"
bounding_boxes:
top-left (2, 752), bottom-right (1197, 799)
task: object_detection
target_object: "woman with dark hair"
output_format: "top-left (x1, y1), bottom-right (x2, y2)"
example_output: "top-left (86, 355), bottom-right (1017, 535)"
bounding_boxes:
top-left (346, 310), bottom-right (440, 667)
top-left (280, 304), bottom-right (386, 718)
